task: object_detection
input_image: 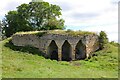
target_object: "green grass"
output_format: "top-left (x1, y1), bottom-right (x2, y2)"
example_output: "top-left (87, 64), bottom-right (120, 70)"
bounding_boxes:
top-left (14, 30), bottom-right (96, 37)
top-left (1, 38), bottom-right (118, 78)
top-left (0, 41), bottom-right (2, 79)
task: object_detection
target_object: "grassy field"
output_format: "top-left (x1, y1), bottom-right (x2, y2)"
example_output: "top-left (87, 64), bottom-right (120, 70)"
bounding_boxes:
top-left (1, 38), bottom-right (118, 78)
top-left (0, 41), bottom-right (2, 79)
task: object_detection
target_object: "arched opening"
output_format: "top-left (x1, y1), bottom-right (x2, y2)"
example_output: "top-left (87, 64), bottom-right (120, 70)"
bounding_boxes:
top-left (62, 40), bottom-right (72, 61)
top-left (48, 40), bottom-right (58, 60)
top-left (75, 40), bottom-right (86, 60)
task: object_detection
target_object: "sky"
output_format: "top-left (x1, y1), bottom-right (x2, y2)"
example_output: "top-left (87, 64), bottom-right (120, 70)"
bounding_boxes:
top-left (0, 0), bottom-right (119, 42)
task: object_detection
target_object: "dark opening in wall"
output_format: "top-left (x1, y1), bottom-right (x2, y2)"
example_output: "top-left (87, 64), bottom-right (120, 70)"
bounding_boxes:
top-left (62, 40), bottom-right (72, 61)
top-left (48, 40), bottom-right (58, 60)
top-left (75, 40), bottom-right (86, 60)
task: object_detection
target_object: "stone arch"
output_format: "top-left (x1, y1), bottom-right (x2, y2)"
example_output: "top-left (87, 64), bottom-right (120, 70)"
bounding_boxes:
top-left (62, 40), bottom-right (72, 61)
top-left (48, 40), bottom-right (58, 60)
top-left (75, 40), bottom-right (86, 60)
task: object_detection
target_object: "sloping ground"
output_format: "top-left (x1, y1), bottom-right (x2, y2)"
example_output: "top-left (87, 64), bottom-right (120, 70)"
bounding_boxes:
top-left (1, 38), bottom-right (118, 78)
top-left (0, 41), bottom-right (2, 79)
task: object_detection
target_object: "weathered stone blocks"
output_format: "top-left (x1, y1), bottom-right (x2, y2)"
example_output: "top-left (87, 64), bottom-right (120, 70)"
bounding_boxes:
top-left (12, 31), bottom-right (100, 61)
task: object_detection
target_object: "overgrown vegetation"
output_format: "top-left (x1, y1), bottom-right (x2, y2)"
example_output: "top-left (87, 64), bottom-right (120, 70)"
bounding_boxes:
top-left (65, 30), bottom-right (96, 36)
top-left (13, 30), bottom-right (96, 37)
top-left (109, 41), bottom-right (120, 47)
top-left (99, 31), bottom-right (108, 49)
top-left (1, 38), bottom-right (118, 78)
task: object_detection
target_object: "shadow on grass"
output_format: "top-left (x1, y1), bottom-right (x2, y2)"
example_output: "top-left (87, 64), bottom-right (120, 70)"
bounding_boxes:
top-left (4, 39), bottom-right (45, 57)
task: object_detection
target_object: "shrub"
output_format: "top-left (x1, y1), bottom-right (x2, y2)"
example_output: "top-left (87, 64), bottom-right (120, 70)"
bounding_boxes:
top-left (110, 41), bottom-right (120, 47)
top-left (99, 31), bottom-right (108, 49)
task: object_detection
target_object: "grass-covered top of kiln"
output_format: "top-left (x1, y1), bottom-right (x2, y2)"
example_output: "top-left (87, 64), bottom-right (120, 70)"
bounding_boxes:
top-left (14, 30), bottom-right (96, 37)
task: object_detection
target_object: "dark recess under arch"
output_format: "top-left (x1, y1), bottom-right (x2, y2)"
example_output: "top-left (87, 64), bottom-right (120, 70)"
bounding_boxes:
top-left (62, 40), bottom-right (72, 61)
top-left (48, 40), bottom-right (58, 60)
top-left (75, 40), bottom-right (86, 60)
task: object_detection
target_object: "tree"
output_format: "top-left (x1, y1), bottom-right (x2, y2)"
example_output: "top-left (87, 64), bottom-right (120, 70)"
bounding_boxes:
top-left (0, 20), bottom-right (2, 32)
top-left (2, 11), bottom-right (33, 37)
top-left (99, 31), bottom-right (108, 49)
top-left (17, 2), bottom-right (64, 30)
top-left (42, 18), bottom-right (65, 30)
top-left (0, 20), bottom-right (2, 40)
top-left (3, 1), bottom-right (65, 37)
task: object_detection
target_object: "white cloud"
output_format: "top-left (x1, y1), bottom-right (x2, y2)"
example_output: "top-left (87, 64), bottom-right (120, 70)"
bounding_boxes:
top-left (0, 0), bottom-right (31, 19)
top-left (82, 24), bottom-right (118, 42)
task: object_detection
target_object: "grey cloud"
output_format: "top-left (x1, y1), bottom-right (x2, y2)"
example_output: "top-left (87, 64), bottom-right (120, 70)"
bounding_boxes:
top-left (59, 2), bottom-right (72, 12)
top-left (4, 1), bottom-right (25, 11)
top-left (70, 13), bottom-right (100, 20)
top-left (4, 2), bottom-right (17, 10)
top-left (51, 2), bottom-right (72, 12)
top-left (0, 16), bottom-right (5, 20)
top-left (111, 0), bottom-right (120, 5)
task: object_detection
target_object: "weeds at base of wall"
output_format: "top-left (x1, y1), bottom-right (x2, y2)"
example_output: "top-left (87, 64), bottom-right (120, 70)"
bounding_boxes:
top-left (4, 39), bottom-right (44, 56)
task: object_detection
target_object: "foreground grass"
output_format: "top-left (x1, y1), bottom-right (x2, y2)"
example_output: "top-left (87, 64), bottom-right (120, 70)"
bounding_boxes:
top-left (1, 38), bottom-right (118, 78)
top-left (0, 41), bottom-right (2, 79)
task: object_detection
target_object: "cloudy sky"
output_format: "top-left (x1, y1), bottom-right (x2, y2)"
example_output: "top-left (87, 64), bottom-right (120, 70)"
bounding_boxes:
top-left (0, 0), bottom-right (119, 42)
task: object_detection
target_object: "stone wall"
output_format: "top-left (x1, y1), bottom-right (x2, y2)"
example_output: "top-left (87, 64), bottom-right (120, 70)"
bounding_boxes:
top-left (12, 32), bottom-right (100, 61)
